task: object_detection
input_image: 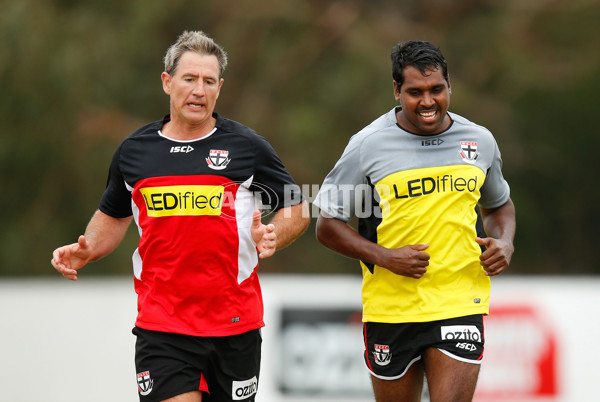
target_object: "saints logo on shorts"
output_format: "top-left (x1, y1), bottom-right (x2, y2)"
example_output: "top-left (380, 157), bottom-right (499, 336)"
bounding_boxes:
top-left (137, 371), bottom-right (154, 396)
top-left (373, 344), bottom-right (392, 366)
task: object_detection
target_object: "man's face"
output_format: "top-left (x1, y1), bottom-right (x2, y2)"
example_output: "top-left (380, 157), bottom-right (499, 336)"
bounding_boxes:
top-left (394, 65), bottom-right (451, 135)
top-left (161, 51), bottom-right (223, 128)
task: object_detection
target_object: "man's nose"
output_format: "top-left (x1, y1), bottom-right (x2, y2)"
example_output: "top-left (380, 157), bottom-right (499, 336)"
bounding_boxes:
top-left (421, 92), bottom-right (434, 107)
top-left (192, 82), bottom-right (205, 96)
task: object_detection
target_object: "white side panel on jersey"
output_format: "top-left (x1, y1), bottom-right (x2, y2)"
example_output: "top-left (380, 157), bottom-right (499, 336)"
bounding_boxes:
top-left (126, 180), bottom-right (144, 280)
top-left (236, 176), bottom-right (260, 284)
top-left (132, 248), bottom-right (142, 280)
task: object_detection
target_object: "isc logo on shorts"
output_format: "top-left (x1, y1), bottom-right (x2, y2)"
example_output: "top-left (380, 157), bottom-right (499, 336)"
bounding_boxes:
top-left (232, 376), bottom-right (258, 400)
top-left (440, 325), bottom-right (481, 342)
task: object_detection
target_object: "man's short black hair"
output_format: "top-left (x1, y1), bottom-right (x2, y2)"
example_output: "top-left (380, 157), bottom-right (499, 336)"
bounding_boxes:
top-left (391, 40), bottom-right (448, 89)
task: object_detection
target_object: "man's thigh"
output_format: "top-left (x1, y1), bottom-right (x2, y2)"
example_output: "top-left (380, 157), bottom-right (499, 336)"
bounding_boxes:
top-left (370, 359), bottom-right (424, 402)
top-left (163, 390), bottom-right (202, 402)
top-left (368, 349), bottom-right (481, 402)
top-left (422, 314), bottom-right (485, 402)
top-left (423, 347), bottom-right (481, 402)
top-left (133, 327), bottom-right (262, 402)
top-left (134, 327), bottom-right (206, 401)
top-left (205, 329), bottom-right (262, 401)
top-left (364, 315), bottom-right (484, 401)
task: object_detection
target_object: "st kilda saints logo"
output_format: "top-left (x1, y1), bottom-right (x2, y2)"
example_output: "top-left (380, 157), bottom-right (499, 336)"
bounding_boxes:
top-left (459, 141), bottom-right (479, 164)
top-left (373, 344), bottom-right (392, 366)
top-left (137, 371), bottom-right (153, 396)
top-left (206, 149), bottom-right (231, 170)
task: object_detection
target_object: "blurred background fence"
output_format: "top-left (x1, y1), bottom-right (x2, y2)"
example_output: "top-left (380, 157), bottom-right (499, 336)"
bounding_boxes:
top-left (1, 275), bottom-right (598, 401)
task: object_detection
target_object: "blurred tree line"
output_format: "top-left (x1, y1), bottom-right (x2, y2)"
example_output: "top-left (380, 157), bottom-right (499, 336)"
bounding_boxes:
top-left (1, 0), bottom-right (598, 277)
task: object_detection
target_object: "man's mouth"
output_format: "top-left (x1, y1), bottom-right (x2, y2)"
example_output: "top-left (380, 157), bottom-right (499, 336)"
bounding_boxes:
top-left (187, 103), bottom-right (204, 109)
top-left (418, 110), bottom-right (437, 121)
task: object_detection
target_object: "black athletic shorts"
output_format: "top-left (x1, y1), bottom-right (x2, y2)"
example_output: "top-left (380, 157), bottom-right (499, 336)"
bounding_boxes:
top-left (363, 314), bottom-right (484, 379)
top-left (133, 327), bottom-right (261, 401)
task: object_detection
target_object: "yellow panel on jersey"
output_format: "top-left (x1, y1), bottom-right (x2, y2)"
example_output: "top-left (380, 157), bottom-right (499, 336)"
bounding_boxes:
top-left (140, 185), bottom-right (224, 217)
top-left (363, 165), bottom-right (490, 323)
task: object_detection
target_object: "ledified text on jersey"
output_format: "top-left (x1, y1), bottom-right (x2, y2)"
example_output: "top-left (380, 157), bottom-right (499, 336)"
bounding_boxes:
top-left (391, 175), bottom-right (479, 199)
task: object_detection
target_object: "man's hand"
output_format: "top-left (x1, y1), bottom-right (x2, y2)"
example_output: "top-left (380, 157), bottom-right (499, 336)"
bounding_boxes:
top-left (51, 235), bottom-right (92, 281)
top-left (476, 237), bottom-right (514, 276)
top-left (378, 244), bottom-right (430, 279)
top-left (316, 214), bottom-right (429, 279)
top-left (478, 199), bottom-right (516, 276)
top-left (251, 210), bottom-right (277, 259)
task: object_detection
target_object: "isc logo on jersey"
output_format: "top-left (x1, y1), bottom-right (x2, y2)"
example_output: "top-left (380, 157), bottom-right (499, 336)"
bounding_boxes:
top-left (140, 185), bottom-right (224, 217)
top-left (170, 145), bottom-right (194, 153)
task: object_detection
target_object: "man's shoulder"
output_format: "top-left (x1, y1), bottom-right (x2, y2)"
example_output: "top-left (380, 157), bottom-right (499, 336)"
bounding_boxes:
top-left (215, 114), bottom-right (259, 138)
top-left (213, 113), bottom-right (277, 156)
top-left (349, 108), bottom-right (399, 144)
top-left (109, 118), bottom-right (163, 156)
top-left (122, 118), bottom-right (164, 142)
top-left (448, 112), bottom-right (493, 137)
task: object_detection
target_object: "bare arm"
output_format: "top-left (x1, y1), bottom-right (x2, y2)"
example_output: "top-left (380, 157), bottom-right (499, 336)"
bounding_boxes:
top-left (476, 198), bottom-right (516, 276)
top-left (271, 201), bottom-right (311, 250)
top-left (315, 212), bottom-right (430, 279)
top-left (51, 209), bottom-right (132, 280)
top-left (252, 201), bottom-right (310, 259)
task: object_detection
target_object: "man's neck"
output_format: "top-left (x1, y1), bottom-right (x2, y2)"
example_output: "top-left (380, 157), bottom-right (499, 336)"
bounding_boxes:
top-left (161, 117), bottom-right (217, 141)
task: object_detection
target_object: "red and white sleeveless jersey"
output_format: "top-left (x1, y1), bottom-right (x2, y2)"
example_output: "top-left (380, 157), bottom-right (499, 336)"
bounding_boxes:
top-left (99, 113), bottom-right (303, 336)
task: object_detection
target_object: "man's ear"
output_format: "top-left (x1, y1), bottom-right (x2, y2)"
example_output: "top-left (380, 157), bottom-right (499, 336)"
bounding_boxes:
top-left (393, 80), bottom-right (401, 102)
top-left (161, 72), bottom-right (172, 95)
top-left (215, 78), bottom-right (224, 100)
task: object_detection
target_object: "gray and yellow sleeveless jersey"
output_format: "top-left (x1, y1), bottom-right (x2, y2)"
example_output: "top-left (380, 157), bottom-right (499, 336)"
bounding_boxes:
top-left (314, 107), bottom-right (510, 323)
